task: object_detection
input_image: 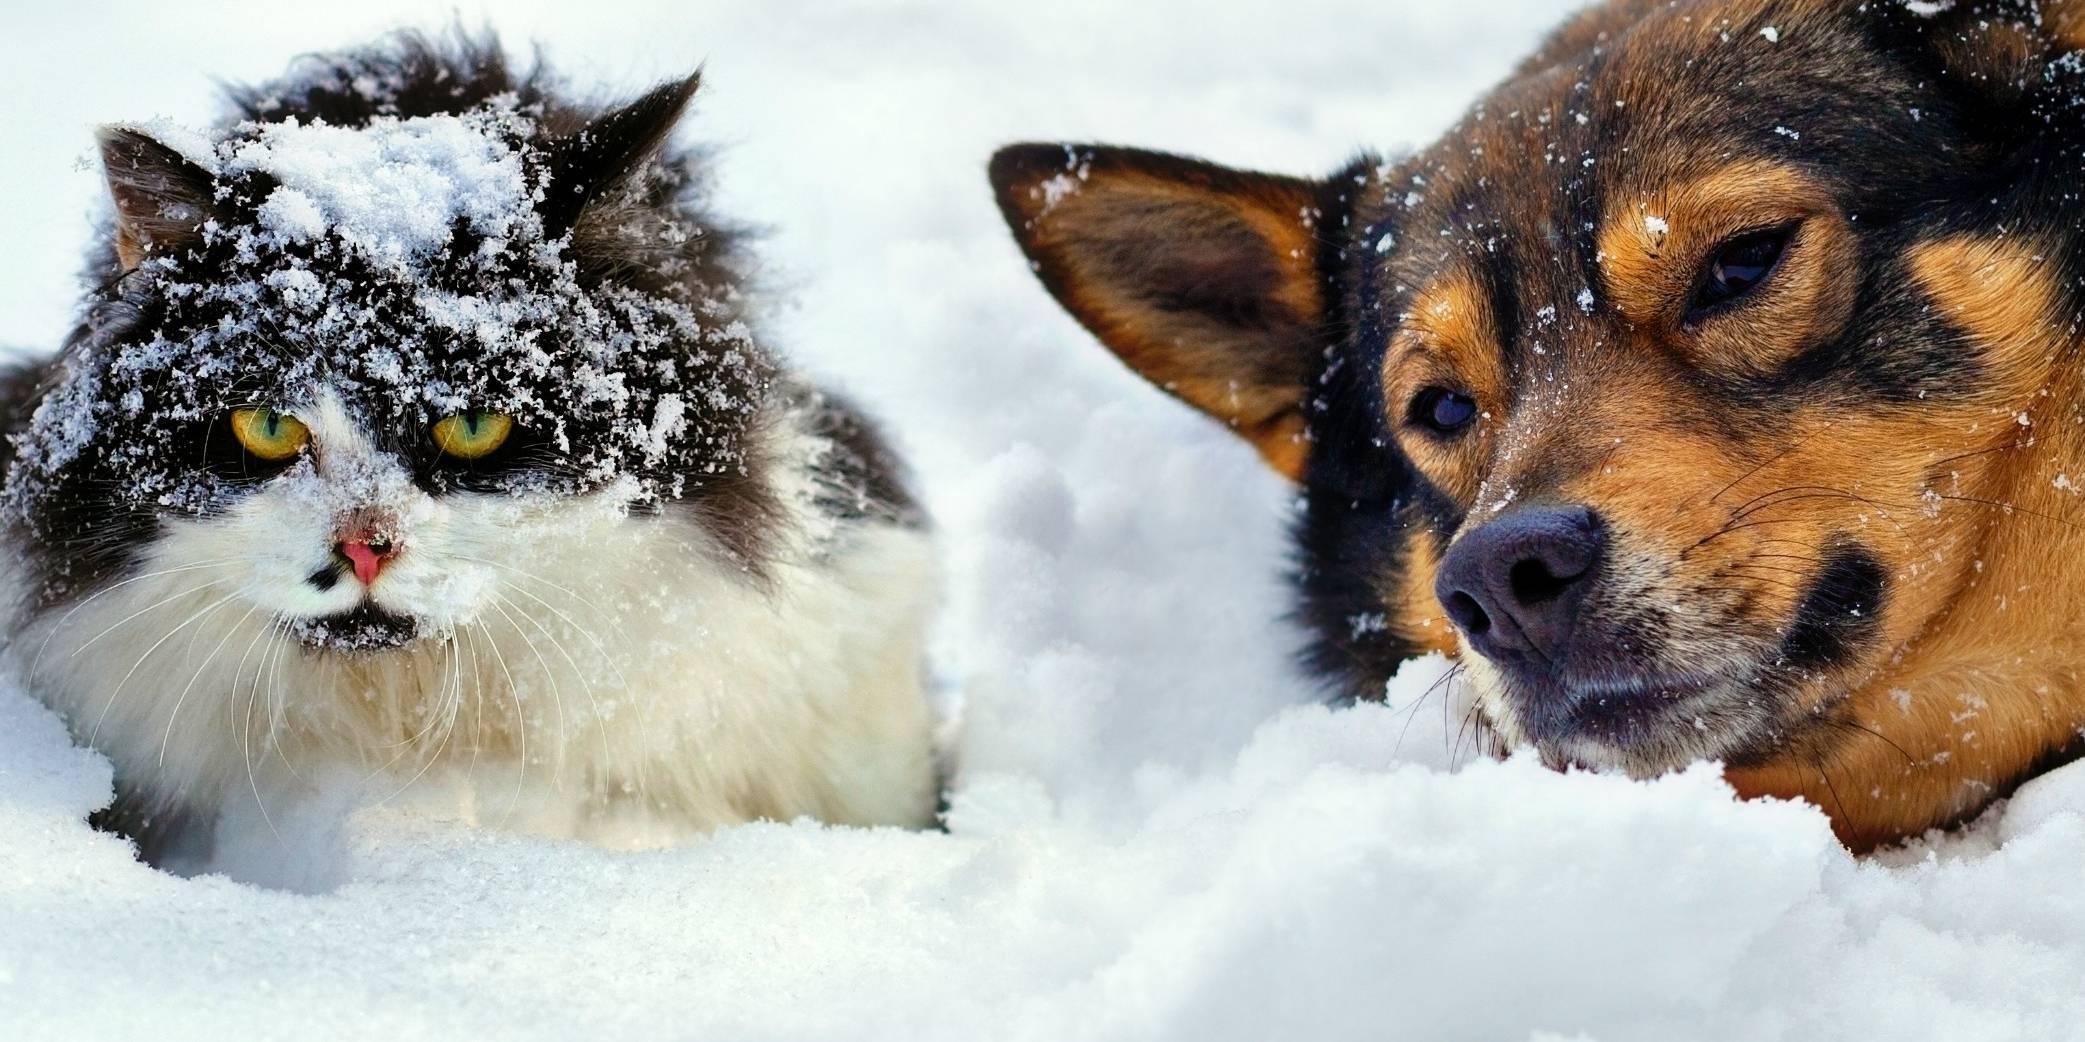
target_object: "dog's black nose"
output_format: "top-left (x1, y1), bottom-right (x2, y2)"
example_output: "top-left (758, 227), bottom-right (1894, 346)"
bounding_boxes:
top-left (1435, 505), bottom-right (1605, 662)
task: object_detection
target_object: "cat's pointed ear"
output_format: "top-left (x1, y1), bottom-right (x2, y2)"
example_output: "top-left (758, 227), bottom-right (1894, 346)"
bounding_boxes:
top-left (989, 143), bottom-right (1331, 481)
top-left (98, 127), bottom-right (220, 272)
top-left (541, 71), bottom-right (702, 237)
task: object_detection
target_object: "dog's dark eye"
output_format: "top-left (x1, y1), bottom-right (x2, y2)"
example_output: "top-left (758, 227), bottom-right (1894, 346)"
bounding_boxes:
top-left (1409, 388), bottom-right (1479, 436)
top-left (1687, 226), bottom-right (1793, 322)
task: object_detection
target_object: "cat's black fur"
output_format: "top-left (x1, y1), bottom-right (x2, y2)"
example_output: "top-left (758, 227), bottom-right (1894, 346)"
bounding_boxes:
top-left (2, 30), bottom-right (920, 616)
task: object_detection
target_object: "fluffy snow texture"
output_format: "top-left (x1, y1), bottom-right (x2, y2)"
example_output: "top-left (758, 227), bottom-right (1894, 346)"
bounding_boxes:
top-left (3, 2), bottom-right (2082, 1040)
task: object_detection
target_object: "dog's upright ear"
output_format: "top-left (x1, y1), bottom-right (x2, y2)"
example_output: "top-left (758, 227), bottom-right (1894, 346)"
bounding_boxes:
top-left (989, 144), bottom-right (1330, 480)
top-left (99, 127), bottom-right (221, 273)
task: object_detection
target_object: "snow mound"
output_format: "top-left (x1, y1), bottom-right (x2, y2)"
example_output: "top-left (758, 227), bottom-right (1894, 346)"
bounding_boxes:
top-left (7, 660), bottom-right (2085, 1041)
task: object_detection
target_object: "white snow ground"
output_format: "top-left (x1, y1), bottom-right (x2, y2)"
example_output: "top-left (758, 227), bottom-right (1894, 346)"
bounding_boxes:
top-left (4, 2), bottom-right (2084, 1039)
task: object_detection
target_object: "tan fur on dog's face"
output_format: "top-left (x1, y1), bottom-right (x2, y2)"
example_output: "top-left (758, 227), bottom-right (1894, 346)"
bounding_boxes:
top-left (995, 0), bottom-right (2085, 850)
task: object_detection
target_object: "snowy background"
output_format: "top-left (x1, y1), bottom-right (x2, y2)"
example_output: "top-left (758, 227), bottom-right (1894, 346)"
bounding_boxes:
top-left (4, 1), bottom-right (2083, 1039)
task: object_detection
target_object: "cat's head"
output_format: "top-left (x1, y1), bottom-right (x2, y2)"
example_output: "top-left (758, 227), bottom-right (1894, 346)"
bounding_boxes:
top-left (6, 34), bottom-right (777, 652)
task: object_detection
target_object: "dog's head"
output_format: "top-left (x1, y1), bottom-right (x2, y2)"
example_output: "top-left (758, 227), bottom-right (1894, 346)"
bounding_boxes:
top-left (991, 0), bottom-right (2085, 821)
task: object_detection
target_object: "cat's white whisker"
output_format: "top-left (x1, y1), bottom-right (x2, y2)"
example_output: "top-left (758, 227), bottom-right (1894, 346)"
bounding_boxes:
top-left (475, 562), bottom-right (654, 796)
top-left (265, 616), bottom-right (301, 756)
top-left (460, 622), bottom-right (487, 789)
top-left (370, 639), bottom-right (465, 764)
top-left (241, 611), bottom-right (299, 794)
top-left (493, 592), bottom-right (617, 786)
top-left (86, 587), bottom-right (250, 746)
top-left (240, 615), bottom-right (288, 844)
top-left (159, 599), bottom-right (264, 768)
top-left (376, 633), bottom-right (464, 806)
top-left (445, 553), bottom-right (613, 617)
top-left (467, 618), bottom-right (530, 830)
top-left (437, 633), bottom-right (466, 768)
top-left (491, 576), bottom-right (652, 800)
top-left (482, 564), bottom-right (667, 803)
top-left (483, 596), bottom-right (572, 792)
top-left (494, 579), bottom-right (632, 694)
top-left (63, 575), bottom-right (234, 661)
top-left (26, 558), bottom-right (241, 680)
top-left (262, 616), bottom-right (308, 784)
top-left (224, 609), bottom-right (277, 782)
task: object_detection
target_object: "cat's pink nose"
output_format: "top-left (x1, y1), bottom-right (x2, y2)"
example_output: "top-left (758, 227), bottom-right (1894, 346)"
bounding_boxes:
top-left (337, 536), bottom-right (398, 585)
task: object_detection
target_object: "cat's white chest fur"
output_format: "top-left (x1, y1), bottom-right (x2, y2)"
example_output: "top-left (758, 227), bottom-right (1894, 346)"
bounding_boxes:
top-left (6, 402), bottom-right (941, 848)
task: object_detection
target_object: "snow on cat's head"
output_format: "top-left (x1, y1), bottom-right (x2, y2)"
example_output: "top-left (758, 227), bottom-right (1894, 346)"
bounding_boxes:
top-left (4, 45), bottom-right (776, 650)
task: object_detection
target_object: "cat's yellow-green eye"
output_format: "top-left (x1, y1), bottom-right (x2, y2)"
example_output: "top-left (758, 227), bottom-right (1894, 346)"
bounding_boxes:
top-left (431, 411), bottom-right (514, 460)
top-left (229, 407), bottom-right (310, 461)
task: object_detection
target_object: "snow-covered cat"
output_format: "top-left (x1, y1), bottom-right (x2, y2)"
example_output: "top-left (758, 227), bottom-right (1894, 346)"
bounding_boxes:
top-left (0, 34), bottom-right (941, 860)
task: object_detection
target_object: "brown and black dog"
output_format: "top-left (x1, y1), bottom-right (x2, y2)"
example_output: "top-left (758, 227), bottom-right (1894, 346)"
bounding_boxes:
top-left (990, 0), bottom-right (2085, 850)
